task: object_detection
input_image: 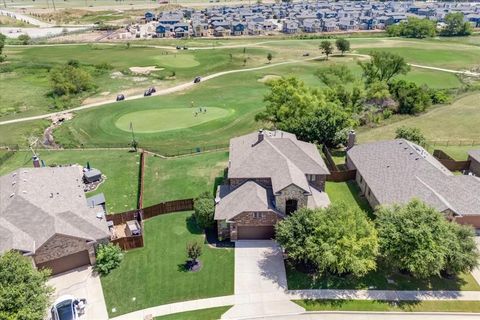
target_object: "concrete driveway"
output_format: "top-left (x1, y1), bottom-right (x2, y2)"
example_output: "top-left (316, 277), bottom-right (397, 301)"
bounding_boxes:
top-left (47, 266), bottom-right (108, 320)
top-left (222, 240), bottom-right (304, 319)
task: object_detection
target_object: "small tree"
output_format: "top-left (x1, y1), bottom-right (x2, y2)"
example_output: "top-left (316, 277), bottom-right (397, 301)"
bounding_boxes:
top-left (0, 251), bottom-right (52, 320)
top-left (17, 34), bottom-right (31, 45)
top-left (0, 33), bottom-right (6, 62)
top-left (243, 58), bottom-right (247, 66)
top-left (335, 38), bottom-right (350, 55)
top-left (95, 243), bottom-right (123, 276)
top-left (193, 195), bottom-right (215, 229)
top-left (395, 126), bottom-right (426, 145)
top-left (267, 52), bottom-right (273, 63)
top-left (389, 80), bottom-right (431, 114)
top-left (358, 51), bottom-right (410, 84)
top-left (186, 241), bottom-right (202, 265)
top-left (126, 42), bottom-right (131, 49)
top-left (319, 40), bottom-right (333, 60)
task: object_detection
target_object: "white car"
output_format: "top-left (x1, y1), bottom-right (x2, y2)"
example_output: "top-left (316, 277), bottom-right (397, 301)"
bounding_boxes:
top-left (51, 295), bottom-right (86, 320)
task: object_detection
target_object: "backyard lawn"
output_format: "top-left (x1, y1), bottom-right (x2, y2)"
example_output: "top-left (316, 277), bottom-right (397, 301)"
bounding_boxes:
top-left (295, 300), bottom-right (480, 313)
top-left (0, 150), bottom-right (139, 213)
top-left (142, 151), bottom-right (228, 207)
top-left (325, 181), bottom-right (372, 216)
top-left (155, 306), bottom-right (232, 320)
top-left (101, 211), bottom-right (234, 317)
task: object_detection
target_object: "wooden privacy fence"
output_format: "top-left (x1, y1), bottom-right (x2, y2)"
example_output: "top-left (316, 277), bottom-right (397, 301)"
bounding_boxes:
top-left (433, 149), bottom-right (471, 172)
top-left (106, 209), bottom-right (139, 225)
top-left (322, 145), bottom-right (357, 182)
top-left (322, 145), bottom-right (339, 172)
top-left (111, 235), bottom-right (144, 251)
top-left (143, 198), bottom-right (194, 219)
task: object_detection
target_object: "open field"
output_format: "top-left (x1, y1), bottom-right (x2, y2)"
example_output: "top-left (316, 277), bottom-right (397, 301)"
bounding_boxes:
top-left (295, 299), bottom-right (480, 313)
top-left (101, 211), bottom-right (234, 317)
top-left (155, 306), bottom-right (232, 320)
top-left (0, 149), bottom-right (139, 213)
top-left (143, 151), bottom-right (228, 207)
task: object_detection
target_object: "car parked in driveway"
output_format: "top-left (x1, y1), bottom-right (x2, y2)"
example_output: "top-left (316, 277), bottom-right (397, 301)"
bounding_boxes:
top-left (51, 295), bottom-right (86, 320)
top-left (144, 87), bottom-right (156, 96)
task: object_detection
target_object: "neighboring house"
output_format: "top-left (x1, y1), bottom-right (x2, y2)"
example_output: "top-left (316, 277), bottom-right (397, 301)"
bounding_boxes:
top-left (0, 167), bottom-right (110, 275)
top-left (346, 139), bottom-right (480, 228)
top-left (468, 150), bottom-right (480, 177)
top-left (215, 130), bottom-right (330, 240)
top-left (231, 22), bottom-right (247, 35)
top-left (155, 24), bottom-right (168, 37)
top-left (144, 11), bottom-right (155, 22)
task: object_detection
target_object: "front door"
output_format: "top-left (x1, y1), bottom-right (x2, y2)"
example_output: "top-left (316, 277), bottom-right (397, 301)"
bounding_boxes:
top-left (285, 199), bottom-right (298, 215)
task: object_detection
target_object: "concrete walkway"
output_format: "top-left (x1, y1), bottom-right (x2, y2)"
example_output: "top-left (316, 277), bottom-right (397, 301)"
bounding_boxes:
top-left (252, 311), bottom-right (480, 320)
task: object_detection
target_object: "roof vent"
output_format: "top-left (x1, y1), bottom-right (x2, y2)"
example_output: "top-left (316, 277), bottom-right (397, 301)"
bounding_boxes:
top-left (12, 172), bottom-right (17, 177)
top-left (9, 193), bottom-right (15, 198)
top-left (50, 193), bottom-right (54, 198)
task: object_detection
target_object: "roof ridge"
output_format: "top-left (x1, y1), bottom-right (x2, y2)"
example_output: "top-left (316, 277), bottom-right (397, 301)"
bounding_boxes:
top-left (415, 176), bottom-right (458, 216)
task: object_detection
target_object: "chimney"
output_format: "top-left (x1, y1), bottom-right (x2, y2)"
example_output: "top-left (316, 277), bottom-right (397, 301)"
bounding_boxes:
top-left (32, 156), bottom-right (40, 168)
top-left (257, 129), bottom-right (264, 143)
top-left (347, 130), bottom-right (356, 150)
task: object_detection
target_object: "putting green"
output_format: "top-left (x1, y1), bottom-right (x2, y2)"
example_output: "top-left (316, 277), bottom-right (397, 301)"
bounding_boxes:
top-left (115, 108), bottom-right (231, 133)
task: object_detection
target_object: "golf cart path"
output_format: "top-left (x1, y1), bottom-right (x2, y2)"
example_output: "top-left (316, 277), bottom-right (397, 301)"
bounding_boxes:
top-left (1, 54), bottom-right (478, 126)
top-left (0, 9), bottom-right (52, 27)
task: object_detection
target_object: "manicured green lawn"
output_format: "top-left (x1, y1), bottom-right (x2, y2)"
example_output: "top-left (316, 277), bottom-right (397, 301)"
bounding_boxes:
top-left (325, 181), bottom-right (372, 216)
top-left (101, 211), bottom-right (234, 317)
top-left (143, 152), bottom-right (228, 207)
top-left (426, 144), bottom-right (480, 161)
top-left (295, 299), bottom-right (480, 312)
top-left (286, 261), bottom-right (479, 291)
top-left (115, 108), bottom-right (231, 133)
top-left (155, 306), bottom-right (232, 320)
top-left (0, 150), bottom-right (139, 213)
top-left (357, 93), bottom-right (480, 143)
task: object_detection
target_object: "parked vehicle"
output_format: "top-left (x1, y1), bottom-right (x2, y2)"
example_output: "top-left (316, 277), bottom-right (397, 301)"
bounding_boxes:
top-left (303, 52), bottom-right (310, 56)
top-left (144, 87), bottom-right (156, 96)
top-left (194, 76), bottom-right (201, 83)
top-left (116, 94), bottom-right (125, 101)
top-left (50, 295), bottom-right (86, 320)
top-left (183, 46), bottom-right (188, 50)
top-left (176, 46), bottom-right (181, 50)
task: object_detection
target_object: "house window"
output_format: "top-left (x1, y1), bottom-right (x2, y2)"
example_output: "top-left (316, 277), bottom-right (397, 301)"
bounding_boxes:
top-left (285, 199), bottom-right (298, 215)
top-left (306, 174), bottom-right (316, 182)
top-left (253, 212), bottom-right (263, 219)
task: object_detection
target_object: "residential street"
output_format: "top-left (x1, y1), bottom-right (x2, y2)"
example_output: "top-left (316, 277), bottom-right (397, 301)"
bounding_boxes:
top-left (254, 312), bottom-right (480, 319)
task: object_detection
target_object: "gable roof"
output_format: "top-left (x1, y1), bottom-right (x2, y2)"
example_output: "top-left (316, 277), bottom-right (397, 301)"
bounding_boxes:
top-left (228, 130), bottom-right (329, 194)
top-left (0, 167), bottom-right (110, 255)
top-left (214, 181), bottom-right (278, 220)
top-left (468, 149), bottom-right (480, 163)
top-left (347, 139), bottom-right (480, 216)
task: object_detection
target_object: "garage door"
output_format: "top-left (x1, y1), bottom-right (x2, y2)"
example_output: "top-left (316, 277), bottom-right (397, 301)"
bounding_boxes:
top-left (237, 226), bottom-right (275, 240)
top-left (36, 250), bottom-right (90, 275)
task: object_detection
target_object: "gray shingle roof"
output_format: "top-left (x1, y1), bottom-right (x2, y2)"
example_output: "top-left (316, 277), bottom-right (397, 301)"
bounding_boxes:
top-left (228, 130), bottom-right (329, 194)
top-left (468, 149), bottom-right (480, 163)
top-left (214, 181), bottom-right (278, 220)
top-left (347, 139), bottom-right (480, 216)
top-left (0, 167), bottom-right (110, 254)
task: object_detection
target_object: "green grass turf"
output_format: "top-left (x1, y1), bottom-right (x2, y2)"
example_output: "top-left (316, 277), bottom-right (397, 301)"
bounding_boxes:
top-left (115, 108), bottom-right (231, 133)
top-left (426, 145), bottom-right (480, 161)
top-left (325, 181), bottom-right (373, 216)
top-left (0, 150), bottom-right (139, 213)
top-left (357, 93), bottom-right (480, 143)
top-left (101, 211), bottom-right (234, 317)
top-left (295, 299), bottom-right (480, 312)
top-left (286, 260), bottom-right (480, 291)
top-left (154, 306), bottom-right (232, 320)
top-left (143, 152), bottom-right (228, 207)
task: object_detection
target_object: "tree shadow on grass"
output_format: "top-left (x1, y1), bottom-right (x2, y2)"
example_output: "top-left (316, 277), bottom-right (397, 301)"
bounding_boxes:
top-left (346, 180), bottom-right (374, 218)
top-left (185, 215), bottom-right (203, 235)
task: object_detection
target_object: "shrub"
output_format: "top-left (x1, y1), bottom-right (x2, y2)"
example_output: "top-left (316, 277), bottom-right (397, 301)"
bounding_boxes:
top-left (193, 196), bottom-right (215, 229)
top-left (50, 64), bottom-right (95, 96)
top-left (17, 34), bottom-right (31, 45)
top-left (429, 89), bottom-right (451, 105)
top-left (395, 126), bottom-right (426, 145)
top-left (95, 243), bottom-right (123, 276)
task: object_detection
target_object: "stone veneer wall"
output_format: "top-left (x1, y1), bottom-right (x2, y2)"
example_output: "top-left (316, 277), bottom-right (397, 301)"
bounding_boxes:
top-left (275, 184), bottom-right (308, 215)
top-left (34, 234), bottom-right (90, 265)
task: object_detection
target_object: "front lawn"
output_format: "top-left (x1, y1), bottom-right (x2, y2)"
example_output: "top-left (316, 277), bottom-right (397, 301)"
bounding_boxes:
top-left (101, 211), bottom-right (234, 317)
top-left (295, 299), bottom-right (480, 312)
top-left (155, 306), bottom-right (232, 320)
top-left (0, 150), bottom-right (139, 213)
top-left (142, 152), bottom-right (228, 206)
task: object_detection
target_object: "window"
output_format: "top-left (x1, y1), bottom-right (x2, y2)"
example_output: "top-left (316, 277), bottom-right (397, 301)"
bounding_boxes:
top-left (307, 174), bottom-right (316, 182)
top-left (253, 212), bottom-right (263, 219)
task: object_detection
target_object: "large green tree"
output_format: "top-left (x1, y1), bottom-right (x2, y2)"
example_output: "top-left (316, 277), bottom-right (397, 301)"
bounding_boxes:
top-left (441, 12), bottom-right (472, 36)
top-left (376, 199), bottom-right (478, 278)
top-left (358, 51), bottom-right (410, 85)
top-left (387, 17), bottom-right (436, 38)
top-left (395, 126), bottom-right (426, 145)
top-left (335, 38), bottom-right (350, 55)
top-left (316, 64), bottom-right (354, 88)
top-left (0, 33), bottom-right (5, 62)
top-left (389, 80), bottom-right (431, 114)
top-left (277, 203), bottom-right (378, 277)
top-left (0, 251), bottom-right (52, 320)
top-left (50, 63), bottom-right (95, 96)
top-left (319, 40), bottom-right (334, 60)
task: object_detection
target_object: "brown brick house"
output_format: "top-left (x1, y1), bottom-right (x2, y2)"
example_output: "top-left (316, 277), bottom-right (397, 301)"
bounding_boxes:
top-left (215, 130), bottom-right (330, 240)
top-left (0, 167), bottom-right (110, 275)
top-left (346, 139), bottom-right (480, 229)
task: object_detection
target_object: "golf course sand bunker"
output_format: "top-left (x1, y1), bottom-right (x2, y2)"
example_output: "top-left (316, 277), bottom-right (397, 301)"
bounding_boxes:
top-left (115, 107), bottom-right (230, 133)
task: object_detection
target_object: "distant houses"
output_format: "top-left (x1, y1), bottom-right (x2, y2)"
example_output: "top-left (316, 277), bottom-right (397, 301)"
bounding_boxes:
top-left (142, 1), bottom-right (479, 38)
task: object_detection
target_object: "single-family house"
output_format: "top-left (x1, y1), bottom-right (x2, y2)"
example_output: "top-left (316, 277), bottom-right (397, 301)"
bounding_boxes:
top-left (231, 22), bottom-right (247, 36)
top-left (144, 11), bottom-right (156, 22)
top-left (155, 24), bottom-right (169, 37)
top-left (0, 167), bottom-right (110, 275)
top-left (214, 130), bottom-right (330, 240)
top-left (346, 139), bottom-right (480, 228)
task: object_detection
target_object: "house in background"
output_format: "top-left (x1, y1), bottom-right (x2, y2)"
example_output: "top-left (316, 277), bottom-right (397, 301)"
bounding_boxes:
top-left (346, 139), bottom-right (480, 229)
top-left (215, 130), bottom-right (330, 240)
top-left (468, 150), bottom-right (480, 177)
top-left (0, 167), bottom-right (110, 275)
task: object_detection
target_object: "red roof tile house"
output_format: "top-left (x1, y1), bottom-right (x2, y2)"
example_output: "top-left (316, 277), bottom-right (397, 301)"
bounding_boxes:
top-left (215, 130), bottom-right (330, 240)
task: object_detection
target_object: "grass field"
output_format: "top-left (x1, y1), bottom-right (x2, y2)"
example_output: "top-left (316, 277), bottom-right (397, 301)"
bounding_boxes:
top-left (325, 181), bottom-right (372, 216)
top-left (143, 152), bottom-right (228, 207)
top-left (295, 299), bottom-right (480, 313)
top-left (116, 107), bottom-right (231, 133)
top-left (155, 306), bottom-right (232, 320)
top-left (101, 211), bottom-right (234, 317)
top-left (0, 150), bottom-right (139, 213)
